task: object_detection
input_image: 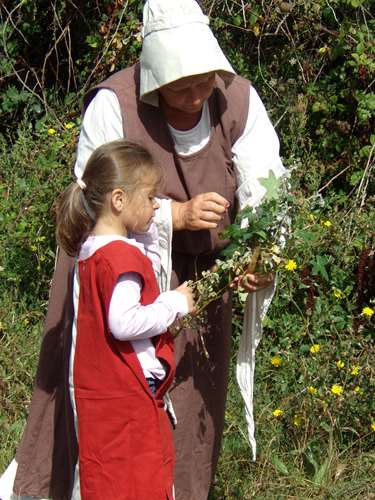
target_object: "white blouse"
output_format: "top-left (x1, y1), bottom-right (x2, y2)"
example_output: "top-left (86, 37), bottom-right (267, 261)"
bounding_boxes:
top-left (75, 228), bottom-right (188, 379)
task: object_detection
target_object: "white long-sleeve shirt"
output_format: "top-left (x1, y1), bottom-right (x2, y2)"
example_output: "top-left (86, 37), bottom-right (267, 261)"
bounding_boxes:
top-left (76, 228), bottom-right (188, 379)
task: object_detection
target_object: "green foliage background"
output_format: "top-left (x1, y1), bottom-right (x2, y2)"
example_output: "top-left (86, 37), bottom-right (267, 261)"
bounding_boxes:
top-left (0, 0), bottom-right (374, 497)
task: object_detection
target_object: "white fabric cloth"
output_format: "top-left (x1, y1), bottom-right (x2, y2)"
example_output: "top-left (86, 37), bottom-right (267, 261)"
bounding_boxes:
top-left (140, 0), bottom-right (235, 105)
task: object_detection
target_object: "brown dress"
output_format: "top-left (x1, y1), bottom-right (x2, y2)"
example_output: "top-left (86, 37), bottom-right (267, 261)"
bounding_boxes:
top-left (14, 63), bottom-right (250, 500)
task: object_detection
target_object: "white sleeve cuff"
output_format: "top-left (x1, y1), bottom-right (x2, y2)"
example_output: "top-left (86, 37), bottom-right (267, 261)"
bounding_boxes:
top-left (158, 290), bottom-right (189, 318)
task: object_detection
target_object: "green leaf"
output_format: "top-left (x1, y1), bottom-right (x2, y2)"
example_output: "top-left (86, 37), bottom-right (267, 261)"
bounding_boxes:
top-left (313, 458), bottom-right (330, 486)
top-left (303, 450), bottom-right (318, 477)
top-left (258, 170), bottom-right (280, 201)
top-left (319, 421), bottom-right (332, 433)
top-left (312, 255), bottom-right (329, 281)
top-left (299, 344), bottom-right (310, 354)
top-left (253, 230), bottom-right (268, 240)
top-left (271, 455), bottom-right (289, 476)
top-left (295, 229), bottom-right (319, 242)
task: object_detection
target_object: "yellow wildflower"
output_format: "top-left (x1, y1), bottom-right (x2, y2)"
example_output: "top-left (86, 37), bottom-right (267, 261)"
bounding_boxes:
top-left (64, 122), bottom-right (75, 129)
top-left (331, 384), bottom-right (343, 396)
top-left (47, 128), bottom-right (56, 135)
top-left (273, 408), bottom-right (283, 417)
top-left (310, 344), bottom-right (320, 354)
top-left (351, 365), bottom-right (360, 376)
top-left (293, 415), bottom-right (303, 427)
top-left (371, 422), bottom-right (375, 432)
top-left (336, 360), bottom-right (345, 369)
top-left (308, 213), bottom-right (315, 221)
top-left (354, 386), bottom-right (361, 394)
top-left (307, 386), bottom-right (317, 395)
top-left (284, 259), bottom-right (297, 271)
top-left (361, 306), bottom-right (374, 318)
top-left (271, 355), bottom-right (283, 367)
top-left (320, 219), bottom-right (332, 228)
top-left (333, 288), bottom-right (343, 299)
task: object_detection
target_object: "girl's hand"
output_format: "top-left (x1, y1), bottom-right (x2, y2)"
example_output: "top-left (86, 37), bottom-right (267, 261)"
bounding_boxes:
top-left (176, 281), bottom-right (196, 313)
top-left (172, 193), bottom-right (230, 231)
top-left (231, 272), bottom-right (275, 293)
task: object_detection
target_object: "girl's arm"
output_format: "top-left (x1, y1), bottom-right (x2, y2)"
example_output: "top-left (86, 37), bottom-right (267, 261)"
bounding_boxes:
top-left (108, 272), bottom-right (188, 341)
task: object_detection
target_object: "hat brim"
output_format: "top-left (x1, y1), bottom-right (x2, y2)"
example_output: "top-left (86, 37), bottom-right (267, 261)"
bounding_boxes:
top-left (140, 23), bottom-right (235, 106)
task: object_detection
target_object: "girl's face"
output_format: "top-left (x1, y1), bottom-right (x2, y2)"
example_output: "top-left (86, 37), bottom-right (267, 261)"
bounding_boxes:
top-left (159, 72), bottom-right (216, 115)
top-left (122, 174), bottom-right (160, 234)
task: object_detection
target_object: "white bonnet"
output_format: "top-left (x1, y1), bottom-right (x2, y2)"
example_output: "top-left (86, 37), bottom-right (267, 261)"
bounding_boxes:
top-left (140, 0), bottom-right (235, 106)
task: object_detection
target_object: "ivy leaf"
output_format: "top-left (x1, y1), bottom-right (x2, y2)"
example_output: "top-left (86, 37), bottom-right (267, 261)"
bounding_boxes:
top-left (258, 170), bottom-right (280, 201)
top-left (312, 255), bottom-right (329, 281)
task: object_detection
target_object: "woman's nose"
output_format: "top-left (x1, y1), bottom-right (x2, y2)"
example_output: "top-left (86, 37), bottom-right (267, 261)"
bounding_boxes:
top-left (188, 86), bottom-right (202, 103)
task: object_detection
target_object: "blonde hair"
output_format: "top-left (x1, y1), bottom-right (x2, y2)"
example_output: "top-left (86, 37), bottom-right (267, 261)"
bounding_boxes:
top-left (55, 140), bottom-right (160, 256)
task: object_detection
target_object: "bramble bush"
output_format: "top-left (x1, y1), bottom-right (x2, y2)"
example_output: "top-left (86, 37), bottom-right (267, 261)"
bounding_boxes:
top-left (0, 0), bottom-right (374, 497)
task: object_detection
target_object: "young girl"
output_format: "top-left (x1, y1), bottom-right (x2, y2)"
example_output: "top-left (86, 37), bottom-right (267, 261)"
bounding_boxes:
top-left (55, 140), bottom-right (195, 500)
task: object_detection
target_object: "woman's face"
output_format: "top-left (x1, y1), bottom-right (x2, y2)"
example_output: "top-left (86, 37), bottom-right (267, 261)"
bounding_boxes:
top-left (159, 72), bottom-right (216, 115)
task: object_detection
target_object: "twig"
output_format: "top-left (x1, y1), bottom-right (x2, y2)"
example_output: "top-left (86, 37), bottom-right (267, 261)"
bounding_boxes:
top-left (1, 1), bottom-right (61, 122)
top-left (356, 142), bottom-right (375, 210)
top-left (274, 13), bottom-right (289, 35)
top-left (1, 1), bottom-right (29, 45)
top-left (326, 1), bottom-right (340, 25)
top-left (83, 0), bottom-right (129, 91)
top-left (257, 36), bottom-right (279, 97)
top-left (317, 164), bottom-right (353, 194)
top-left (273, 108), bottom-right (288, 129)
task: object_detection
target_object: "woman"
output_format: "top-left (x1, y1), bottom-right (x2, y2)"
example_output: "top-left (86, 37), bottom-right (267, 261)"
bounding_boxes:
top-left (5, 0), bottom-right (286, 499)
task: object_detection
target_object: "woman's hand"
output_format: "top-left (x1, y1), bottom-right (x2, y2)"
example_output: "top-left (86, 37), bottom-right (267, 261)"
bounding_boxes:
top-left (172, 192), bottom-right (230, 231)
top-left (231, 272), bottom-right (275, 293)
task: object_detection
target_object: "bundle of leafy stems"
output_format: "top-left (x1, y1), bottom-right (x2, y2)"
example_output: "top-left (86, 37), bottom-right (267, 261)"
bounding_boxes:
top-left (171, 171), bottom-right (291, 345)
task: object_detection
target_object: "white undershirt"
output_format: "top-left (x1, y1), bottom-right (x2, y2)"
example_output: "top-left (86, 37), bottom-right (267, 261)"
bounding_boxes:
top-left (76, 227), bottom-right (188, 379)
top-left (167, 100), bottom-right (210, 155)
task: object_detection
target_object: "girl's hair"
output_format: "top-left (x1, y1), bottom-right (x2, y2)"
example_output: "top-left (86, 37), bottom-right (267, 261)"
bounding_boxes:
top-left (55, 140), bottom-right (161, 256)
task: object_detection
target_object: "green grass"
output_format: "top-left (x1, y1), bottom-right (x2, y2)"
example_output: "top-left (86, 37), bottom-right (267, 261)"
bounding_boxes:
top-left (0, 293), bottom-right (45, 468)
top-left (209, 345), bottom-right (375, 499)
top-left (1, 301), bottom-right (373, 498)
